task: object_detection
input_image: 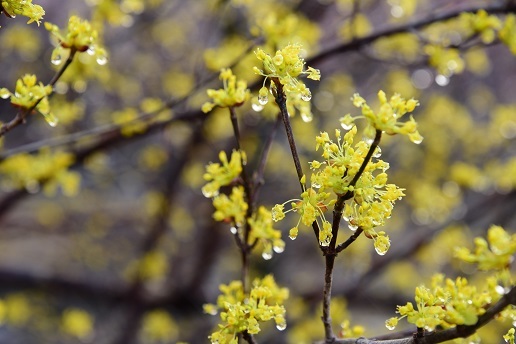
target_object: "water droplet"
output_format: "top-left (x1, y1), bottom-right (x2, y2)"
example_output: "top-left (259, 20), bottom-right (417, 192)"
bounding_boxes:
top-left (301, 91), bottom-right (312, 101)
top-left (262, 251), bottom-right (273, 260)
top-left (230, 226), bottom-right (238, 234)
top-left (319, 239), bottom-right (330, 247)
top-left (340, 122), bottom-right (353, 130)
top-left (51, 54), bottom-right (62, 66)
top-left (201, 187), bottom-right (218, 198)
top-left (258, 95), bottom-right (268, 105)
top-left (386, 323), bottom-right (396, 331)
top-left (87, 46), bottom-right (96, 56)
top-left (301, 112), bottom-right (312, 123)
top-left (311, 182), bottom-right (321, 189)
top-left (273, 245), bottom-right (284, 254)
top-left (435, 74), bottom-right (450, 86)
top-left (252, 103), bottom-right (264, 112)
top-left (495, 285), bottom-right (506, 295)
top-left (375, 246), bottom-right (387, 256)
top-left (348, 223), bottom-right (358, 231)
top-left (47, 118), bottom-right (58, 127)
top-left (373, 146), bottom-right (382, 158)
top-left (96, 55), bottom-right (108, 65)
top-left (412, 137), bottom-right (423, 144)
top-left (276, 322), bottom-right (287, 331)
top-left (0, 92), bottom-right (10, 99)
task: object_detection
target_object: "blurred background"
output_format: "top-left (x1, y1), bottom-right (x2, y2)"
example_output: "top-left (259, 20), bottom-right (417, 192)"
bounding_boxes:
top-left (0, 0), bottom-right (515, 343)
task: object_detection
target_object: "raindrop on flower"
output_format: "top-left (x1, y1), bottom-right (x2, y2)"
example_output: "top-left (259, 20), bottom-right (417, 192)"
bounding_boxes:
top-left (348, 223), bottom-right (358, 232)
top-left (412, 137), bottom-right (423, 144)
top-left (341, 122), bottom-right (353, 130)
top-left (87, 46), bottom-right (96, 56)
top-left (319, 239), bottom-right (330, 247)
top-left (252, 103), bottom-right (264, 112)
top-left (273, 244), bottom-right (284, 254)
top-left (229, 226), bottom-right (238, 234)
top-left (311, 182), bottom-right (321, 189)
top-left (301, 112), bottom-right (313, 123)
top-left (96, 55), bottom-right (108, 65)
top-left (47, 118), bottom-right (58, 127)
top-left (51, 54), bottom-right (63, 66)
top-left (0, 92), bottom-right (10, 99)
top-left (262, 250), bottom-right (273, 260)
top-left (201, 187), bottom-right (218, 198)
top-left (375, 246), bottom-right (388, 256)
top-left (495, 285), bottom-right (507, 295)
top-left (373, 146), bottom-right (382, 158)
top-left (386, 323), bottom-right (396, 331)
top-left (276, 322), bottom-right (287, 331)
top-left (258, 95), bottom-right (268, 105)
top-left (301, 91), bottom-right (312, 101)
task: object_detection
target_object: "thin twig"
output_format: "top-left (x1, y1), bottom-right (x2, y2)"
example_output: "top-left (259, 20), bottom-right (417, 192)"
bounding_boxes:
top-left (273, 81), bottom-right (322, 242)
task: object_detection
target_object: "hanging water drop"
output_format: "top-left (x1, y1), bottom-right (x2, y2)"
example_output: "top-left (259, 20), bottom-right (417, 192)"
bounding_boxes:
top-left (258, 95), bottom-right (268, 106)
top-left (0, 91), bottom-right (10, 99)
top-left (201, 187), bottom-right (218, 198)
top-left (348, 223), bottom-right (358, 232)
top-left (301, 112), bottom-right (312, 123)
top-left (340, 122), bottom-right (353, 130)
top-left (262, 250), bottom-right (273, 260)
top-left (252, 102), bottom-right (264, 112)
top-left (87, 46), bottom-right (96, 56)
top-left (51, 54), bottom-right (63, 66)
top-left (373, 146), bottom-right (382, 158)
top-left (276, 322), bottom-right (287, 331)
top-left (301, 91), bottom-right (312, 101)
top-left (229, 226), bottom-right (238, 234)
top-left (375, 246), bottom-right (387, 256)
top-left (96, 55), bottom-right (108, 65)
top-left (386, 323), bottom-right (396, 331)
top-left (273, 244), bottom-right (284, 254)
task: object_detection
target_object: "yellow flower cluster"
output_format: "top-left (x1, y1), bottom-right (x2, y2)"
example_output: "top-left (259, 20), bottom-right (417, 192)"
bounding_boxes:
top-left (0, 74), bottom-right (56, 126)
top-left (202, 150), bottom-right (245, 198)
top-left (1, 0), bottom-right (44, 25)
top-left (387, 226), bottom-right (515, 338)
top-left (455, 225), bottom-right (516, 271)
top-left (248, 206), bottom-right (285, 260)
top-left (341, 90), bottom-right (422, 144)
top-left (460, 9), bottom-right (502, 44)
top-left (500, 14), bottom-right (516, 55)
top-left (0, 149), bottom-right (80, 196)
top-left (315, 127), bottom-right (404, 253)
top-left (272, 186), bottom-right (335, 246)
top-left (424, 45), bottom-right (465, 78)
top-left (212, 186), bottom-right (248, 227)
top-left (202, 68), bottom-right (250, 113)
top-left (386, 274), bottom-right (500, 331)
top-left (253, 43), bottom-right (320, 121)
top-left (45, 15), bottom-right (108, 65)
top-left (205, 275), bottom-right (289, 344)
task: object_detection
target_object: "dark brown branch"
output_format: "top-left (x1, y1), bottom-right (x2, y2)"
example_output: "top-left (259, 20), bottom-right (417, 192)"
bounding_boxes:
top-left (307, 3), bottom-right (516, 66)
top-left (273, 81), bottom-right (322, 243)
